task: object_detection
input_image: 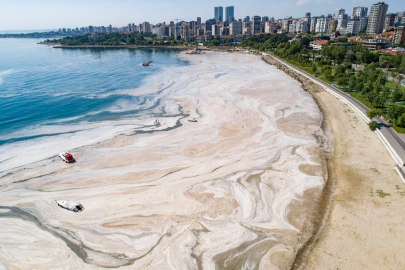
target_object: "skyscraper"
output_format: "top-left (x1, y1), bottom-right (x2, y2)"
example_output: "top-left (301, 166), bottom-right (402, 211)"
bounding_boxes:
top-left (225, 6), bottom-right (234, 22)
top-left (366, 2), bottom-right (389, 35)
top-left (197, 17), bottom-right (201, 26)
top-left (214, 6), bottom-right (223, 23)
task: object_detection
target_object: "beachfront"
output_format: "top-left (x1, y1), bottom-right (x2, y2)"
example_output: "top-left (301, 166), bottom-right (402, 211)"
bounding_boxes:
top-left (0, 52), bottom-right (326, 269)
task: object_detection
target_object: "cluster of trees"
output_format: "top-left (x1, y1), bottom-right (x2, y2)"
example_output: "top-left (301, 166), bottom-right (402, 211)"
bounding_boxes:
top-left (239, 34), bottom-right (290, 51)
top-left (46, 32), bottom-right (187, 46)
top-left (270, 36), bottom-right (405, 129)
top-left (1, 32), bottom-right (63, 38)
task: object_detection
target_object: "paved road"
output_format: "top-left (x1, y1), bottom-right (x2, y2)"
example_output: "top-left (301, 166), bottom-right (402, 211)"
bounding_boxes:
top-left (272, 55), bottom-right (405, 165)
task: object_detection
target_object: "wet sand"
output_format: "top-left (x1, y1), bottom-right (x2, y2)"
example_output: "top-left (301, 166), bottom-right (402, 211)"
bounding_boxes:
top-left (0, 53), bottom-right (327, 269)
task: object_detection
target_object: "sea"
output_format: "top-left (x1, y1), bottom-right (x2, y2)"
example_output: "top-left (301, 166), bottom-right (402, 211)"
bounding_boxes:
top-left (0, 38), bottom-right (188, 172)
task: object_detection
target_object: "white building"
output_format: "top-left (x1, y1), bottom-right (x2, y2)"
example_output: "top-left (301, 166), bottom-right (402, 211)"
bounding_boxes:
top-left (295, 20), bottom-right (308, 33)
top-left (265, 21), bottom-right (277, 34)
top-left (229, 21), bottom-right (242, 35)
top-left (315, 17), bottom-right (331, 33)
top-left (347, 20), bottom-right (361, 35)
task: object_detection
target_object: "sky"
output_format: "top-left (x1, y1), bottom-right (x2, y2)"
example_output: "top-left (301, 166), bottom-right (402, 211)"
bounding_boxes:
top-left (0, 0), bottom-right (403, 31)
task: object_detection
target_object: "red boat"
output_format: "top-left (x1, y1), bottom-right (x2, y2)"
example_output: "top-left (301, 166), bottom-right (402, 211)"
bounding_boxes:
top-left (59, 152), bottom-right (76, 163)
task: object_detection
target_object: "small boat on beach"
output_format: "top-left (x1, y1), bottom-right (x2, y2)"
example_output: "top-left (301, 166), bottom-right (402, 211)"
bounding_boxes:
top-left (188, 118), bottom-right (198, 122)
top-left (59, 152), bottom-right (75, 163)
top-left (56, 200), bottom-right (84, 212)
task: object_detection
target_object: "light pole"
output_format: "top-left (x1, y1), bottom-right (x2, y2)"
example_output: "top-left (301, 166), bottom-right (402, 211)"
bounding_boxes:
top-left (386, 89), bottom-right (394, 121)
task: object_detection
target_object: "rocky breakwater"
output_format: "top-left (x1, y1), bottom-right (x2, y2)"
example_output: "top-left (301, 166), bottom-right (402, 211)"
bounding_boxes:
top-left (262, 56), bottom-right (322, 94)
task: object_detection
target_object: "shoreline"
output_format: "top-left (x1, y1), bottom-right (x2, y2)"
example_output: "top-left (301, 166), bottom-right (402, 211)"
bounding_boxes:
top-left (262, 55), bottom-right (335, 270)
top-left (37, 43), bottom-right (191, 50)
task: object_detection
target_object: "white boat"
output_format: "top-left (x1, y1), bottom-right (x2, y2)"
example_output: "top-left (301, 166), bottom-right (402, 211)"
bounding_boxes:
top-left (56, 200), bottom-right (84, 212)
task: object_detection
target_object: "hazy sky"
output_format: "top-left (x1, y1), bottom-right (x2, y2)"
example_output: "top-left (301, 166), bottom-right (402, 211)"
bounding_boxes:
top-left (0, 0), bottom-right (403, 31)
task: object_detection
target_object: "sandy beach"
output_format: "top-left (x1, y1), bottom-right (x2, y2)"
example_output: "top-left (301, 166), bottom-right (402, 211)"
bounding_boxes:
top-left (0, 53), bottom-right (327, 269)
top-left (296, 85), bottom-right (405, 270)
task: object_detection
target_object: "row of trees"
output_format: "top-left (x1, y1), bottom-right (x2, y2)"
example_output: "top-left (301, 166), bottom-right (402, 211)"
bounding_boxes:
top-left (46, 32), bottom-right (186, 46)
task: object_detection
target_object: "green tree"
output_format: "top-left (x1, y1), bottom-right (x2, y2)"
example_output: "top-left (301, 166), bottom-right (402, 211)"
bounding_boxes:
top-left (368, 121), bottom-right (378, 131)
top-left (366, 108), bottom-right (382, 119)
top-left (396, 113), bottom-right (405, 127)
top-left (210, 39), bottom-right (220, 46)
top-left (349, 76), bottom-right (357, 90)
top-left (392, 89), bottom-right (402, 102)
top-left (311, 65), bottom-right (317, 73)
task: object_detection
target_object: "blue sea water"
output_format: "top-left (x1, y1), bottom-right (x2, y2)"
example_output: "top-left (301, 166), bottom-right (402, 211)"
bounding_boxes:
top-left (0, 38), bottom-right (188, 172)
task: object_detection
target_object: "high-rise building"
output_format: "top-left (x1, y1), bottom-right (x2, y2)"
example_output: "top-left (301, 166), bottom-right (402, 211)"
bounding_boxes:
top-left (315, 16), bottom-right (331, 33)
top-left (352, 6), bottom-right (368, 19)
top-left (335, 8), bottom-right (345, 18)
top-left (189, 21), bottom-right (197, 36)
top-left (282, 19), bottom-right (291, 30)
top-left (251, 16), bottom-right (261, 34)
top-left (265, 21), bottom-right (277, 34)
top-left (142, 21), bottom-right (151, 33)
top-left (393, 26), bottom-right (405, 44)
top-left (328, 20), bottom-right (337, 34)
top-left (229, 21), bottom-right (242, 35)
top-left (347, 20), bottom-right (361, 35)
top-left (243, 16), bottom-right (250, 22)
top-left (366, 2), bottom-right (389, 35)
top-left (212, 24), bottom-right (221, 36)
top-left (197, 17), bottom-right (201, 26)
top-left (88, 26), bottom-right (94, 33)
top-left (225, 6), bottom-right (234, 22)
top-left (262, 16), bottom-right (269, 22)
top-left (205, 19), bottom-right (216, 33)
top-left (385, 13), bottom-right (396, 27)
top-left (296, 20), bottom-right (308, 33)
top-left (310, 17), bottom-right (318, 32)
top-left (394, 16), bottom-right (403, 27)
top-left (181, 23), bottom-right (190, 41)
top-left (215, 6), bottom-right (224, 23)
top-left (337, 14), bottom-right (349, 29)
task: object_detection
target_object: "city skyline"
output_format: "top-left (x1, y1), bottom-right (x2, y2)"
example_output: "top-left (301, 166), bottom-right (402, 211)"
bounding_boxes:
top-left (0, 0), bottom-right (404, 31)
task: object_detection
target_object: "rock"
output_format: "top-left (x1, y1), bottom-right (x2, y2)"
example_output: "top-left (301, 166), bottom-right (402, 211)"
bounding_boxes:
top-left (142, 61), bottom-right (153, 66)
